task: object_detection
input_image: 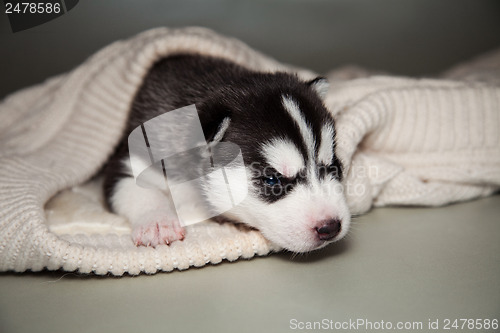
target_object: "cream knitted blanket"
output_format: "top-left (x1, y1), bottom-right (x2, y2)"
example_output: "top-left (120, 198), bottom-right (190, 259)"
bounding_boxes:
top-left (1, 27), bottom-right (499, 276)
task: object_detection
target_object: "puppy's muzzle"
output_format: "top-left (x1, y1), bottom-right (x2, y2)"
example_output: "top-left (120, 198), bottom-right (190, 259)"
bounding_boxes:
top-left (315, 219), bottom-right (341, 241)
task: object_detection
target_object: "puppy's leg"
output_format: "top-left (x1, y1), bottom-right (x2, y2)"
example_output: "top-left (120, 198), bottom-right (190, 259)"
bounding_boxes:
top-left (110, 177), bottom-right (185, 247)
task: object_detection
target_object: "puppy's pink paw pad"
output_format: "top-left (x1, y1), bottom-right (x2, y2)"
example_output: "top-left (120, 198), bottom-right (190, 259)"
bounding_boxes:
top-left (132, 219), bottom-right (185, 247)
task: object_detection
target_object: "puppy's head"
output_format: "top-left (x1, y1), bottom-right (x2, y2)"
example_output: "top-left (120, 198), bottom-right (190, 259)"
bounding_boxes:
top-left (198, 73), bottom-right (350, 253)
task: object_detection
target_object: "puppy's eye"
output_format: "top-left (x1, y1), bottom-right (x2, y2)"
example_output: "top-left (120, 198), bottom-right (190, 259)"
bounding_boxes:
top-left (263, 175), bottom-right (281, 186)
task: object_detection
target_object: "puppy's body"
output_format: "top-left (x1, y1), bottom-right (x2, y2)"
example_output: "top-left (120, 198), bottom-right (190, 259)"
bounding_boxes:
top-left (104, 54), bottom-right (350, 252)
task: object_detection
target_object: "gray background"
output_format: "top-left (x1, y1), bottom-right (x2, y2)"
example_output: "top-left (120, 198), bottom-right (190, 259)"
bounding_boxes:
top-left (1, 0), bottom-right (500, 98)
top-left (0, 1), bottom-right (499, 333)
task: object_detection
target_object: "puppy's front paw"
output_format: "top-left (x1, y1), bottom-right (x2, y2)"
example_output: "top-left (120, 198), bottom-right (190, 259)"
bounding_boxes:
top-left (132, 213), bottom-right (185, 247)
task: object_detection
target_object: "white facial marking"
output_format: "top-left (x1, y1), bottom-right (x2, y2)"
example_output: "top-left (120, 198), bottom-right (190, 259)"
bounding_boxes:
top-left (261, 139), bottom-right (304, 178)
top-left (318, 124), bottom-right (335, 165)
top-left (281, 95), bottom-right (318, 183)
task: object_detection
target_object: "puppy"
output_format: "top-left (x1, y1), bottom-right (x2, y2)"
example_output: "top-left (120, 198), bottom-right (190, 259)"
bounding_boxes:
top-left (103, 54), bottom-right (350, 253)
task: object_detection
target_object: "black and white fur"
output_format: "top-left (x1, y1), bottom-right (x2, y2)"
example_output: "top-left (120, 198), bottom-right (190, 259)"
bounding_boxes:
top-left (103, 54), bottom-right (350, 253)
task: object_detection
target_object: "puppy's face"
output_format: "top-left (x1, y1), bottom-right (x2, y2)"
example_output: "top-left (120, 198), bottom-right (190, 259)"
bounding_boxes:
top-left (200, 75), bottom-right (350, 253)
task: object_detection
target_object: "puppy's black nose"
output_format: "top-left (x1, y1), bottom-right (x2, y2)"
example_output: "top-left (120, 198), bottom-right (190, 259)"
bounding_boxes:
top-left (315, 219), bottom-right (341, 241)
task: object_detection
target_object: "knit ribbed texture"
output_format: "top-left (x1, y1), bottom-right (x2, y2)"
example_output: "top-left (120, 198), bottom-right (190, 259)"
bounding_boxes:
top-left (328, 77), bottom-right (500, 214)
top-left (0, 27), bottom-right (499, 275)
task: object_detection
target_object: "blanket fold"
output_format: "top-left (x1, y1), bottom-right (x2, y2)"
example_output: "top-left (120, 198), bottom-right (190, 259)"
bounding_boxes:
top-left (0, 27), bottom-right (499, 275)
top-left (330, 78), bottom-right (500, 213)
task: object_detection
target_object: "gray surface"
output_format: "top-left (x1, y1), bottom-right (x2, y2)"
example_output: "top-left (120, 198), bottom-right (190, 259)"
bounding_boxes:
top-left (1, 196), bottom-right (499, 333)
top-left (1, 0), bottom-right (500, 98)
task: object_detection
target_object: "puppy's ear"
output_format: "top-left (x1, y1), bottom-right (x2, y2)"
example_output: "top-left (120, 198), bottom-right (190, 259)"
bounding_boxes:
top-left (307, 77), bottom-right (329, 99)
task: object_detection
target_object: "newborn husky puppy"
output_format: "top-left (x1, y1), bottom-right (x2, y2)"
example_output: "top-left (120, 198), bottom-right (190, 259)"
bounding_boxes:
top-left (103, 54), bottom-right (350, 253)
